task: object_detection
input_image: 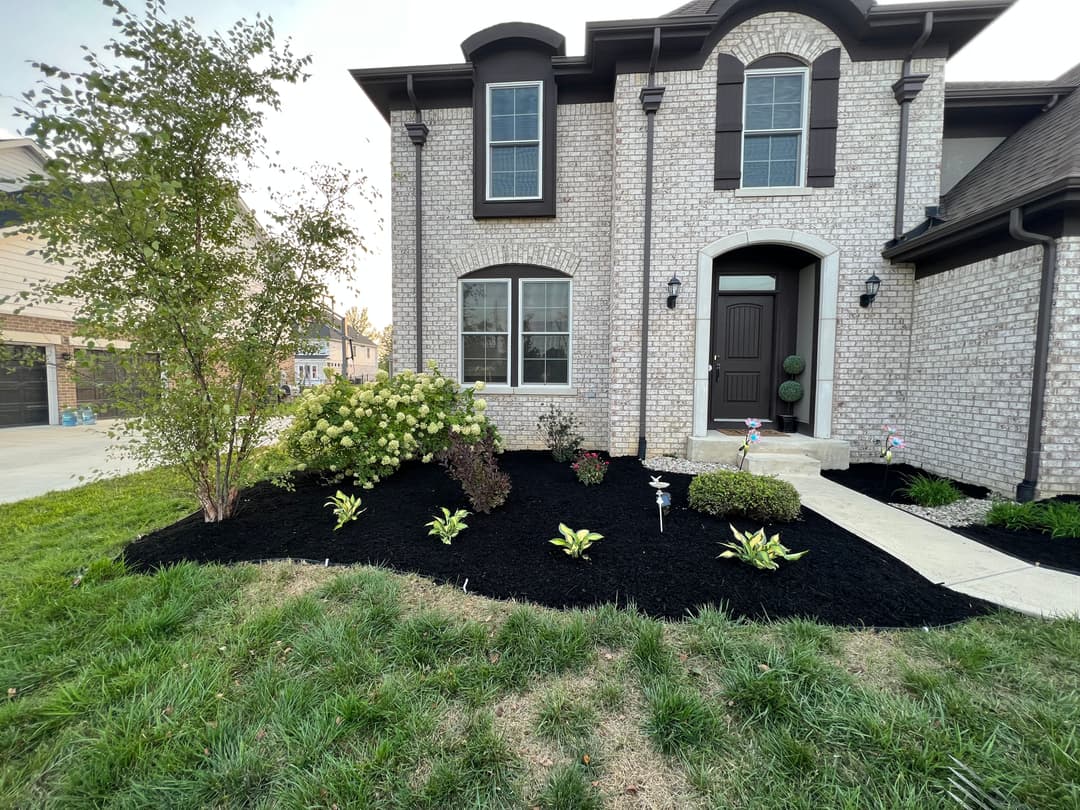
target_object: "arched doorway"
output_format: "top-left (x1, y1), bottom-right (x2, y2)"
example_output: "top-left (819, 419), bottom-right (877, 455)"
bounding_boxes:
top-left (693, 230), bottom-right (839, 439)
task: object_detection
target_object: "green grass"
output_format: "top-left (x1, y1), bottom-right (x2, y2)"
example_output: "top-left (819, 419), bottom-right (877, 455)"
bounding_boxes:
top-left (899, 473), bottom-right (965, 507)
top-left (1, 469), bottom-right (1079, 807)
top-left (987, 499), bottom-right (1080, 538)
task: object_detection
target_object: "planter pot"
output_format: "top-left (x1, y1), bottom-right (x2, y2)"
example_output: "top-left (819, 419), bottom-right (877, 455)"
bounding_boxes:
top-left (778, 414), bottom-right (798, 433)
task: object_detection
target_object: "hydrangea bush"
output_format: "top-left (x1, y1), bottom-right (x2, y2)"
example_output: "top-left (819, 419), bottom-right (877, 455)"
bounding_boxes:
top-left (284, 364), bottom-right (495, 487)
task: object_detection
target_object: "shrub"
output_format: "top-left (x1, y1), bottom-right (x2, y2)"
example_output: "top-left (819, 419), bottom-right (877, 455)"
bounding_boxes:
top-left (571, 452), bottom-right (608, 486)
top-left (688, 470), bottom-right (801, 523)
top-left (439, 428), bottom-right (511, 514)
top-left (284, 364), bottom-right (494, 487)
top-left (782, 354), bottom-right (806, 376)
top-left (900, 473), bottom-right (964, 507)
top-left (538, 405), bottom-right (583, 463)
top-left (777, 380), bottom-right (803, 404)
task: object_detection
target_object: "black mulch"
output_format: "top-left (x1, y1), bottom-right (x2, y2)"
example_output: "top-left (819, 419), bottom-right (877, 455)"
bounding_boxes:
top-left (123, 452), bottom-right (995, 627)
top-left (821, 463), bottom-right (990, 506)
top-left (824, 463), bottom-right (1080, 575)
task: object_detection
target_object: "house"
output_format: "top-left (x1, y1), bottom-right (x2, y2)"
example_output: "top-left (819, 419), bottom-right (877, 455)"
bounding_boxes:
top-left (294, 317), bottom-right (379, 389)
top-left (0, 138), bottom-right (131, 426)
top-left (352, 0), bottom-right (1079, 499)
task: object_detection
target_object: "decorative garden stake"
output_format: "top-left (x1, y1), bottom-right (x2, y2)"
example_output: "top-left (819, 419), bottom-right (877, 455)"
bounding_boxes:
top-left (737, 418), bottom-right (762, 471)
top-left (879, 425), bottom-right (906, 488)
top-left (649, 475), bottom-right (671, 533)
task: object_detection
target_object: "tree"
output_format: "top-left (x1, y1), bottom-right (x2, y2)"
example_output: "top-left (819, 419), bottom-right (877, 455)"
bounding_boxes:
top-left (344, 305), bottom-right (373, 339)
top-left (376, 323), bottom-right (393, 372)
top-left (12, 0), bottom-right (370, 521)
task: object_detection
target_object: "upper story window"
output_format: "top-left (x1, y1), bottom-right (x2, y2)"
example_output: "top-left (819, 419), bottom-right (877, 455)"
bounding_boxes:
top-left (714, 50), bottom-right (840, 192)
top-left (487, 82), bottom-right (542, 200)
top-left (742, 68), bottom-right (809, 188)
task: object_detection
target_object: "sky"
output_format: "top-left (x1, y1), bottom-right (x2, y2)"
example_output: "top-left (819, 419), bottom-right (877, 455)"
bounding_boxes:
top-left (1, 0), bottom-right (1077, 328)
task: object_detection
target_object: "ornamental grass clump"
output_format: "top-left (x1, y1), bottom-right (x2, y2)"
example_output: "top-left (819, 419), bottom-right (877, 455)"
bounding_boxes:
top-left (284, 364), bottom-right (494, 487)
top-left (900, 473), bottom-right (964, 507)
top-left (987, 500), bottom-right (1080, 539)
top-left (571, 452), bottom-right (608, 486)
top-left (688, 469), bottom-right (801, 523)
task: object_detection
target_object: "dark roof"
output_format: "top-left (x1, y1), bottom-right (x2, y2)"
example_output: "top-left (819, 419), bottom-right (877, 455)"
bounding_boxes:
top-left (942, 62), bottom-right (1080, 222)
top-left (308, 321), bottom-right (378, 348)
top-left (663, 0), bottom-right (714, 15)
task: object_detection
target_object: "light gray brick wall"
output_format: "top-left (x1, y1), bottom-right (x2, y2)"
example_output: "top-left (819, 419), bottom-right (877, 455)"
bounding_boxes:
top-left (608, 11), bottom-right (945, 456)
top-left (1041, 236), bottom-right (1080, 496)
top-left (904, 247), bottom-right (1040, 495)
top-left (390, 103), bottom-right (614, 450)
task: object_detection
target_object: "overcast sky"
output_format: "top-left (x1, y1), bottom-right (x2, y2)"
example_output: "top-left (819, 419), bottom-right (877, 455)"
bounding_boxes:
top-left (1, 0), bottom-right (1076, 327)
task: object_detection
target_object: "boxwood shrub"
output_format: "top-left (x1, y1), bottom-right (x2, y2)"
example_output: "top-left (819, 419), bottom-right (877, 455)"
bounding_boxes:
top-left (688, 470), bottom-right (801, 523)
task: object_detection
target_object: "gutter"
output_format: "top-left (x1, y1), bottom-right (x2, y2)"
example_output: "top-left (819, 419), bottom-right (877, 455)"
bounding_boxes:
top-left (892, 11), bottom-right (933, 238)
top-left (1008, 208), bottom-right (1057, 502)
top-left (637, 27), bottom-right (665, 460)
top-left (404, 74), bottom-right (430, 372)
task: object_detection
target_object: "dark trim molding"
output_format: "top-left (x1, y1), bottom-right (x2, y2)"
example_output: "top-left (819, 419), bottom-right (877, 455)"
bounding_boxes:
top-left (747, 54), bottom-right (805, 69)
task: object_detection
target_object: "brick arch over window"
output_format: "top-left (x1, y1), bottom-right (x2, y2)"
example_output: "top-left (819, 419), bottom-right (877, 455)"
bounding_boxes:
top-left (714, 46), bottom-right (841, 190)
top-left (450, 244), bottom-right (581, 278)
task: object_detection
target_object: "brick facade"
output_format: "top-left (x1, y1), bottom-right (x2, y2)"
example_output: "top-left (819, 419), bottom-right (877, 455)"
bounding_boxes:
top-left (387, 9), bottom-right (1077, 496)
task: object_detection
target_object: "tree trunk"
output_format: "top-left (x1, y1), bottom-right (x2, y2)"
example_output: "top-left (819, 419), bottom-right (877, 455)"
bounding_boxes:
top-left (198, 482), bottom-right (240, 522)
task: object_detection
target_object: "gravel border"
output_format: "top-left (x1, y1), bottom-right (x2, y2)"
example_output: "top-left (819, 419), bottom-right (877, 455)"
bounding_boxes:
top-left (641, 456), bottom-right (736, 476)
top-left (889, 496), bottom-right (994, 527)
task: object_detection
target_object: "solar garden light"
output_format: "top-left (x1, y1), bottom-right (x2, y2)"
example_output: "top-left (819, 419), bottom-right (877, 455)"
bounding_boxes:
top-left (649, 475), bottom-right (671, 532)
top-left (666, 275), bottom-right (682, 309)
top-left (859, 274), bottom-right (881, 308)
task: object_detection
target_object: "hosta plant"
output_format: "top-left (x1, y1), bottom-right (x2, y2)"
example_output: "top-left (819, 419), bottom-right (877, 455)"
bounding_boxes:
top-left (425, 507), bottom-right (470, 545)
top-left (719, 525), bottom-right (807, 570)
top-left (550, 523), bottom-right (603, 559)
top-left (325, 490), bottom-right (365, 532)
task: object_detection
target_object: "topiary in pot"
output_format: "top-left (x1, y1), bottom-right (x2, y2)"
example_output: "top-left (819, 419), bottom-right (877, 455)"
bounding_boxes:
top-left (782, 355), bottom-right (806, 376)
top-left (777, 355), bottom-right (805, 433)
top-left (778, 380), bottom-right (803, 404)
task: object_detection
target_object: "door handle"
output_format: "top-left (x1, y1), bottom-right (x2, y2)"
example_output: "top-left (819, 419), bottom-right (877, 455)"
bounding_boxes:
top-left (711, 355), bottom-right (720, 382)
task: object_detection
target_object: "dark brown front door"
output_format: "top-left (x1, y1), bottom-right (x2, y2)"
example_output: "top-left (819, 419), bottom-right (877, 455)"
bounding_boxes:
top-left (710, 295), bottom-right (775, 421)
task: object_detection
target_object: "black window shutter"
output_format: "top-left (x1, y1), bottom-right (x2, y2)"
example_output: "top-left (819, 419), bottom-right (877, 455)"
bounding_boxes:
top-left (714, 53), bottom-right (745, 191)
top-left (807, 48), bottom-right (841, 188)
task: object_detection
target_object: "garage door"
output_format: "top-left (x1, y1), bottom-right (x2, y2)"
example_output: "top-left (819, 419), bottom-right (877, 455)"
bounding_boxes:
top-left (0, 346), bottom-right (49, 427)
top-left (74, 350), bottom-right (129, 418)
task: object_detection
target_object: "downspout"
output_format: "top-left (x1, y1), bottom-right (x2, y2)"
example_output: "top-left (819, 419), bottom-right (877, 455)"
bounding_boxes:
top-left (637, 27), bottom-right (665, 459)
top-left (1008, 208), bottom-right (1058, 502)
top-left (892, 11), bottom-right (933, 238)
top-left (404, 74), bottom-right (429, 372)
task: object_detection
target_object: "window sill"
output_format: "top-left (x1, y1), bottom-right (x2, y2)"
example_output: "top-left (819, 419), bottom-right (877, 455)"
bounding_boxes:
top-left (734, 187), bottom-right (814, 197)
top-left (473, 385), bottom-right (576, 396)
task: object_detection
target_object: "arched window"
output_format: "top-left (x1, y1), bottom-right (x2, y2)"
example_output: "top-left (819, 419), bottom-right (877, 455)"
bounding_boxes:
top-left (715, 50), bottom-right (841, 190)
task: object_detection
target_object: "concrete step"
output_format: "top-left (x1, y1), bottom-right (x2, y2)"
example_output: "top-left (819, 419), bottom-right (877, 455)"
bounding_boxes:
top-left (686, 432), bottom-right (849, 469)
top-left (744, 452), bottom-right (821, 477)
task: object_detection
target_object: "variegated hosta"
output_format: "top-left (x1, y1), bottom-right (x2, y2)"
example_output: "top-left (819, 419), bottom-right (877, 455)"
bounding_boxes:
top-left (718, 524), bottom-right (807, 570)
top-left (425, 507), bottom-right (470, 545)
top-left (324, 490), bottom-right (365, 532)
top-left (550, 523), bottom-right (604, 559)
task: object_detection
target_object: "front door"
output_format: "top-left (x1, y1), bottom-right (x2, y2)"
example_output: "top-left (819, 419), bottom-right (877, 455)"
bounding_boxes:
top-left (710, 295), bottom-right (775, 421)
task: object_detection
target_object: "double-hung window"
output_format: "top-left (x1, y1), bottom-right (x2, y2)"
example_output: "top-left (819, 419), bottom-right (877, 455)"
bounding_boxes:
top-left (742, 69), bottom-right (809, 188)
top-left (487, 82), bottom-right (542, 200)
top-left (460, 273), bottom-right (571, 387)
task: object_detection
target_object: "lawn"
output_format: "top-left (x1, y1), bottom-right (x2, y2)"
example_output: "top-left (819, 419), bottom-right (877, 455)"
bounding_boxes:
top-left (2, 469), bottom-right (1079, 808)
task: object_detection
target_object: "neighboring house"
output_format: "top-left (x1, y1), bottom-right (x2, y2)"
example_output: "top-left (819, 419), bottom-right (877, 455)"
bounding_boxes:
top-left (294, 318), bottom-right (379, 388)
top-left (353, 0), bottom-right (1079, 498)
top-left (0, 138), bottom-right (132, 426)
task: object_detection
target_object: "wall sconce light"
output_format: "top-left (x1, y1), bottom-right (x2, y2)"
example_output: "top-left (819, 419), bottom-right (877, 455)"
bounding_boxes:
top-left (859, 274), bottom-right (881, 308)
top-left (666, 275), bottom-right (682, 309)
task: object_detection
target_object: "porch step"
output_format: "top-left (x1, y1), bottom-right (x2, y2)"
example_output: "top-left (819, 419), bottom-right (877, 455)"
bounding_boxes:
top-left (745, 452), bottom-right (821, 477)
top-left (686, 431), bottom-right (849, 469)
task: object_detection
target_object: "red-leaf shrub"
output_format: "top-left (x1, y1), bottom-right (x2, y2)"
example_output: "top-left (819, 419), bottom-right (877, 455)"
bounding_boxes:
top-left (438, 428), bottom-right (511, 514)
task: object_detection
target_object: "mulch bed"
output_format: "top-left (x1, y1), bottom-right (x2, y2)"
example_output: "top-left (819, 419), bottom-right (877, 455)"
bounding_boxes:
top-left (123, 452), bottom-right (995, 627)
top-left (823, 463), bottom-right (1080, 575)
top-left (821, 463), bottom-right (990, 506)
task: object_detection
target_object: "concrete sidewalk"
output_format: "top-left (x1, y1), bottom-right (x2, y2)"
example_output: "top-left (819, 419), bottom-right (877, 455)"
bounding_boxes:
top-left (782, 473), bottom-right (1080, 619)
top-left (0, 421), bottom-right (144, 504)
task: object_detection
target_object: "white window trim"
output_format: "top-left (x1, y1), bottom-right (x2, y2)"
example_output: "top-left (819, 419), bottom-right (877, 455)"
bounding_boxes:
top-left (486, 80), bottom-right (543, 202)
top-left (459, 278), bottom-right (512, 387)
top-left (518, 278), bottom-right (572, 388)
top-left (739, 67), bottom-right (810, 190)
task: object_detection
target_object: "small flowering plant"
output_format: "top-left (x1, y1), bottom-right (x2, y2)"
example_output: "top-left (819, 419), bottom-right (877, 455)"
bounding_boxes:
top-left (571, 452), bottom-right (609, 485)
top-left (737, 418), bottom-right (762, 471)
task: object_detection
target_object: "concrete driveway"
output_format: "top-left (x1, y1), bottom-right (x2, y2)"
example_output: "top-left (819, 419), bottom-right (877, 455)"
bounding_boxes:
top-left (0, 420), bottom-right (145, 505)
